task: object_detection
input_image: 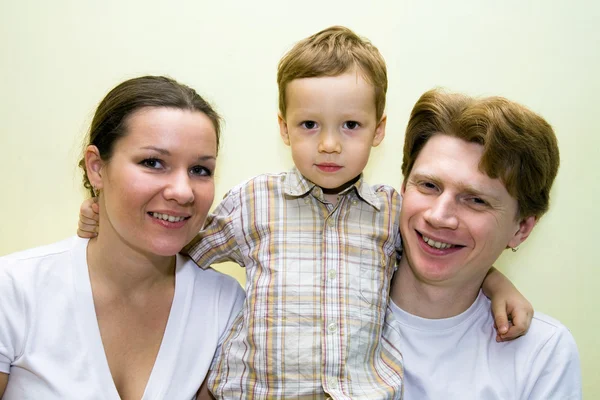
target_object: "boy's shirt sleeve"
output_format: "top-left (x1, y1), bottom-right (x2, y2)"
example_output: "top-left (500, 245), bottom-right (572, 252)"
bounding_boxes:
top-left (184, 189), bottom-right (245, 269)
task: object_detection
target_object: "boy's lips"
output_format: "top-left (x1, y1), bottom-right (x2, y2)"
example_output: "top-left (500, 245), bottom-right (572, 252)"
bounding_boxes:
top-left (316, 163), bottom-right (342, 172)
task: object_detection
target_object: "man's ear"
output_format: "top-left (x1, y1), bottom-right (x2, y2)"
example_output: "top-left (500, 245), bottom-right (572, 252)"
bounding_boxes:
top-left (507, 216), bottom-right (537, 249)
top-left (84, 145), bottom-right (105, 190)
top-left (278, 113), bottom-right (290, 146)
top-left (372, 114), bottom-right (386, 147)
top-left (400, 178), bottom-right (407, 196)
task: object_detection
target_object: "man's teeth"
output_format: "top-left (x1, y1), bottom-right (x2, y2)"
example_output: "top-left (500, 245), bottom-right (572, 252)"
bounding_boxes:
top-left (422, 235), bottom-right (455, 250)
top-left (151, 212), bottom-right (186, 222)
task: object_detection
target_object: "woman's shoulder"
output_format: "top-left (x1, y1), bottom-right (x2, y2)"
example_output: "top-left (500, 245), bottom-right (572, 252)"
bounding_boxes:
top-left (1, 236), bottom-right (78, 261)
top-left (0, 236), bottom-right (84, 276)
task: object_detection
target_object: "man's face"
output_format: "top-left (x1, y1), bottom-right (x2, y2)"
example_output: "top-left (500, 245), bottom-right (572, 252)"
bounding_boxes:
top-left (278, 69), bottom-right (385, 200)
top-left (399, 134), bottom-right (535, 288)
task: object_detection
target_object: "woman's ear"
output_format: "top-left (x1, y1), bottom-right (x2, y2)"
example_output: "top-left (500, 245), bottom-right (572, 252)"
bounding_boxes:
top-left (507, 216), bottom-right (537, 249)
top-left (84, 145), bottom-right (105, 190)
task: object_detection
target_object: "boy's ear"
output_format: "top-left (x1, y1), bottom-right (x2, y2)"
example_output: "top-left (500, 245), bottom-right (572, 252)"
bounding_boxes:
top-left (84, 145), bottom-right (105, 190)
top-left (507, 216), bottom-right (537, 249)
top-left (278, 113), bottom-right (290, 146)
top-left (372, 114), bottom-right (386, 147)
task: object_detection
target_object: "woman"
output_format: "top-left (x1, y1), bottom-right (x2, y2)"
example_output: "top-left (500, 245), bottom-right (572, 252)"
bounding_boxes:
top-left (0, 76), bottom-right (244, 399)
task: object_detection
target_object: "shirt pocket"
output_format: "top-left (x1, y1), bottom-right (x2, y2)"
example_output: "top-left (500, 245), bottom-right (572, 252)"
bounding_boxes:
top-left (358, 246), bottom-right (393, 306)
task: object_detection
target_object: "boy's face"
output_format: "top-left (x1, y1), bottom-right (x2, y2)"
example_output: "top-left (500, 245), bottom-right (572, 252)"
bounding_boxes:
top-left (278, 70), bottom-right (385, 198)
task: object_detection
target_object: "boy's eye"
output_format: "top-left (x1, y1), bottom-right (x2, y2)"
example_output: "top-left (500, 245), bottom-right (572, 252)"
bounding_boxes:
top-left (141, 158), bottom-right (164, 169)
top-left (300, 121), bottom-right (317, 129)
top-left (343, 121), bottom-right (360, 130)
top-left (190, 165), bottom-right (212, 176)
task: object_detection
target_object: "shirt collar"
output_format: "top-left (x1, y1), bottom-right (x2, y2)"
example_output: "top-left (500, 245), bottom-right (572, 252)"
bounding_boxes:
top-left (283, 167), bottom-right (381, 210)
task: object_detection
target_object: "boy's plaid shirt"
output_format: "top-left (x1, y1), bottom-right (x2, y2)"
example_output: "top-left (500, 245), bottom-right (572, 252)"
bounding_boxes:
top-left (186, 168), bottom-right (404, 399)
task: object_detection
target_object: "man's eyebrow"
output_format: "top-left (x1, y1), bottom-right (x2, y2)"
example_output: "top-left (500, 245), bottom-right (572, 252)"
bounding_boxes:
top-left (140, 146), bottom-right (216, 161)
top-left (411, 172), bottom-right (501, 200)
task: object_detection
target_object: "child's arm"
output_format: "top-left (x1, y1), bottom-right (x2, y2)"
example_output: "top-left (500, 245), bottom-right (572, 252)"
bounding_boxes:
top-left (482, 267), bottom-right (533, 342)
top-left (77, 197), bottom-right (99, 238)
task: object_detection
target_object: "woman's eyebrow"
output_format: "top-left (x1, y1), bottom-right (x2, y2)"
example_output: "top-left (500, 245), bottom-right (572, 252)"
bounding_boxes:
top-left (140, 146), bottom-right (216, 162)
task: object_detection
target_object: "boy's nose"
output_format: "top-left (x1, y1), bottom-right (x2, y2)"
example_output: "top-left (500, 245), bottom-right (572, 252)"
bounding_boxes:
top-left (318, 129), bottom-right (342, 153)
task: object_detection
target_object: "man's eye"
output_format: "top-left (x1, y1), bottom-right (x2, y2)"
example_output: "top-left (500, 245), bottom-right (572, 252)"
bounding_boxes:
top-left (343, 121), bottom-right (360, 130)
top-left (190, 165), bottom-right (211, 176)
top-left (468, 197), bottom-right (487, 206)
top-left (141, 158), bottom-right (163, 169)
top-left (421, 181), bottom-right (437, 190)
top-left (301, 121), bottom-right (317, 129)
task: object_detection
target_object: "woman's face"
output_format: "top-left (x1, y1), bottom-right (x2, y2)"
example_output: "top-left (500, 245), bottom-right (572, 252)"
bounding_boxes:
top-left (94, 107), bottom-right (217, 258)
top-left (399, 134), bottom-right (535, 288)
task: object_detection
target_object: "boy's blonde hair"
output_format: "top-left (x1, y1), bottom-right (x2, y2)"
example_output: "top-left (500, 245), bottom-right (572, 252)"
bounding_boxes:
top-left (277, 26), bottom-right (387, 120)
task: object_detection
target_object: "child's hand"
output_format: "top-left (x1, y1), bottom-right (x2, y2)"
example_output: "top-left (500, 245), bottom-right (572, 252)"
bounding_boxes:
top-left (77, 197), bottom-right (99, 238)
top-left (481, 267), bottom-right (534, 342)
top-left (491, 294), bottom-right (533, 342)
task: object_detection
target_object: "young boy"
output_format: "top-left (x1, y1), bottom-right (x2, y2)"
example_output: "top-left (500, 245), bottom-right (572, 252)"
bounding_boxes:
top-left (78, 26), bottom-right (532, 399)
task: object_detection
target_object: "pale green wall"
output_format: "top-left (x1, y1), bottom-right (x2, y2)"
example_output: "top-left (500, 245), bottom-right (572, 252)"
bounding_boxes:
top-left (1, 0), bottom-right (597, 396)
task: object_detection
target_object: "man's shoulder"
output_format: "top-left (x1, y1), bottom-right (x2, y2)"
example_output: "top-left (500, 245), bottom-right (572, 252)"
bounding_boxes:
top-left (526, 311), bottom-right (578, 350)
top-left (476, 298), bottom-right (579, 364)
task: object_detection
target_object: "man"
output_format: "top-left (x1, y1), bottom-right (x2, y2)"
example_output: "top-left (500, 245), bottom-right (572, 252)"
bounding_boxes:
top-left (388, 89), bottom-right (582, 399)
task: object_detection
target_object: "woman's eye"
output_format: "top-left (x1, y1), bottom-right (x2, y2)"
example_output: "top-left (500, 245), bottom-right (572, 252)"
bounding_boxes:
top-left (190, 165), bottom-right (211, 176)
top-left (343, 121), bottom-right (360, 130)
top-left (300, 121), bottom-right (317, 129)
top-left (141, 158), bottom-right (163, 169)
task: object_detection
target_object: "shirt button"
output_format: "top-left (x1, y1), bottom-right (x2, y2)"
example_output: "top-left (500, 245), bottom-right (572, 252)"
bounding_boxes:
top-left (327, 219), bottom-right (335, 227)
top-left (327, 322), bottom-right (337, 333)
top-left (328, 377), bottom-right (337, 388)
top-left (304, 197), bottom-right (311, 204)
top-left (351, 199), bottom-right (358, 206)
top-left (381, 256), bottom-right (387, 267)
top-left (328, 269), bottom-right (336, 280)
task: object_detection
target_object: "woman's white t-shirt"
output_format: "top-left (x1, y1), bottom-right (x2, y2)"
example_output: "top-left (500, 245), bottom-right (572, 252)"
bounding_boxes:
top-left (0, 236), bottom-right (245, 399)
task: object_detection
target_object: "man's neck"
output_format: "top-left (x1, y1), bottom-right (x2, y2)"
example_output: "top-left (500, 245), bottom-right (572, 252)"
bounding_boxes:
top-left (390, 259), bottom-right (482, 319)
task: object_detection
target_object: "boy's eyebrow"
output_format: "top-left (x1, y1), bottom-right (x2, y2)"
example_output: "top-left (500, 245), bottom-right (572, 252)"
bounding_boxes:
top-left (140, 146), bottom-right (216, 161)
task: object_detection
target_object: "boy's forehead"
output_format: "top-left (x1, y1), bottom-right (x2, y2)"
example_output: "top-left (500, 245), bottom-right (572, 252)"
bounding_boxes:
top-left (284, 72), bottom-right (377, 113)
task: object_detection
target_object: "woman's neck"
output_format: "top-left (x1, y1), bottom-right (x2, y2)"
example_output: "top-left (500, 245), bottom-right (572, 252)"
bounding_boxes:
top-left (86, 233), bottom-right (176, 296)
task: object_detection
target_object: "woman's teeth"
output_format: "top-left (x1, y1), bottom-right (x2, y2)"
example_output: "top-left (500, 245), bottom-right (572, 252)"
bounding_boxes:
top-left (422, 235), bottom-right (455, 250)
top-left (151, 212), bottom-right (187, 222)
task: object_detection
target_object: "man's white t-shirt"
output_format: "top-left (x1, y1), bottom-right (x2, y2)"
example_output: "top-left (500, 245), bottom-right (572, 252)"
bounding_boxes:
top-left (0, 236), bottom-right (245, 399)
top-left (389, 291), bottom-right (581, 400)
